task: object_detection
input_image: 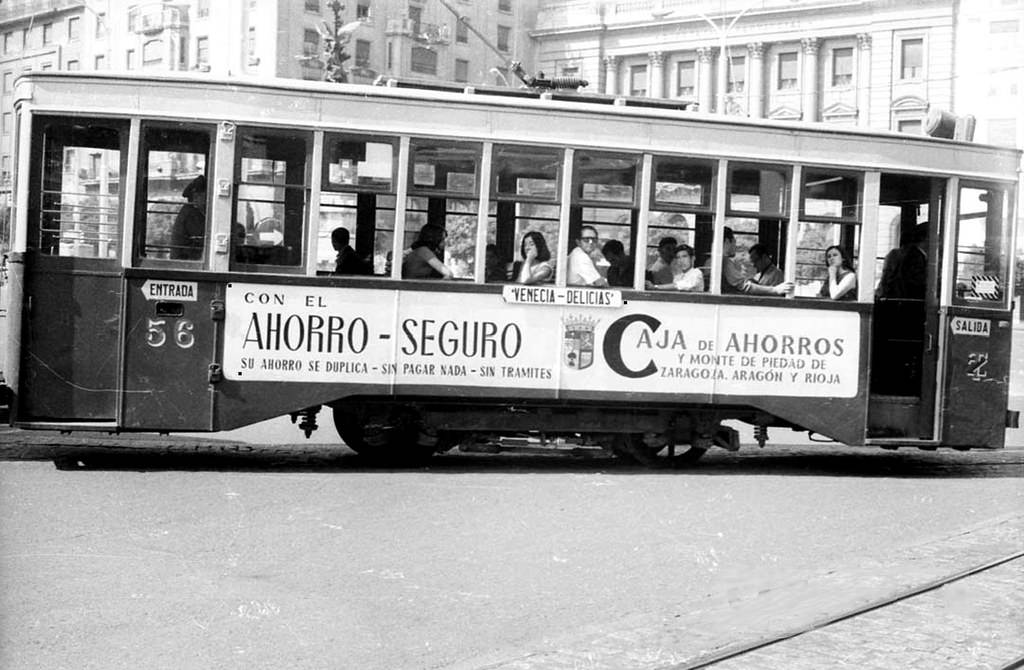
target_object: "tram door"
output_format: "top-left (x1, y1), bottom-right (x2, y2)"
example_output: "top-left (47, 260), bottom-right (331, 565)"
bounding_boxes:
top-left (18, 117), bottom-right (128, 422)
top-left (868, 175), bottom-right (945, 439)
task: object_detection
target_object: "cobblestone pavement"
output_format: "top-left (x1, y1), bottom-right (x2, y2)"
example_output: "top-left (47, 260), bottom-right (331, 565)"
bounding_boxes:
top-left (445, 514), bottom-right (1024, 670)
top-left (3, 430), bottom-right (1022, 670)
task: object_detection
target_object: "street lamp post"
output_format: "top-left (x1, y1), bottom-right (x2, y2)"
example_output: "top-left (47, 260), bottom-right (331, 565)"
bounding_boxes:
top-left (695, 7), bottom-right (752, 114)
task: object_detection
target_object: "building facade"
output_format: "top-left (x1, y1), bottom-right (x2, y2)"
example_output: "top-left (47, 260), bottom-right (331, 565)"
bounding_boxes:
top-left (0, 0), bottom-right (539, 203)
top-left (531, 0), bottom-right (973, 132)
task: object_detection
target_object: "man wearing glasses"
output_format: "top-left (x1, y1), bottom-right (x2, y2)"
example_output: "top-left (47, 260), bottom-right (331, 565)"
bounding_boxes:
top-left (567, 226), bottom-right (609, 287)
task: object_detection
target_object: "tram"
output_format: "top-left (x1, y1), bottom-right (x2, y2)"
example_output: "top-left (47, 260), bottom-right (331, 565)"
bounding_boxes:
top-left (0, 72), bottom-right (1019, 463)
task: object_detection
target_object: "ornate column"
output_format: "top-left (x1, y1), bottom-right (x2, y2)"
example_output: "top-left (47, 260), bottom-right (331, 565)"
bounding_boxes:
top-left (604, 56), bottom-right (620, 95)
top-left (696, 47), bottom-right (715, 112)
top-left (801, 37), bottom-right (820, 122)
top-left (856, 33), bottom-right (872, 127)
top-left (746, 42), bottom-right (765, 118)
top-left (648, 51), bottom-right (665, 98)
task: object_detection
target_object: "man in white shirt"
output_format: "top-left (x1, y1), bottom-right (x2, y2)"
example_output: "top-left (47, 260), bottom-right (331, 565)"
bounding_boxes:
top-left (567, 226), bottom-right (609, 287)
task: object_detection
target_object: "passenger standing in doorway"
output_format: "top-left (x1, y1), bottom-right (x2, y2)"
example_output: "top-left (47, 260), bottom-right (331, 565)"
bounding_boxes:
top-left (170, 175), bottom-right (206, 260)
top-left (876, 224), bottom-right (927, 300)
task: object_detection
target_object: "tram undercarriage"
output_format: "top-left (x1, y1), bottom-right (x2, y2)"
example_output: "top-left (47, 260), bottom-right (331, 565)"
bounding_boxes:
top-left (324, 398), bottom-right (790, 466)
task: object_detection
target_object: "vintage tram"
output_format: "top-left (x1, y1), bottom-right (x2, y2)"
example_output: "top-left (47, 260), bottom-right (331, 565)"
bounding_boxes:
top-left (0, 72), bottom-right (1018, 464)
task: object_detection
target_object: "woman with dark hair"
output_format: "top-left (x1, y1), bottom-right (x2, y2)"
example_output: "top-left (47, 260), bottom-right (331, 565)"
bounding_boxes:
top-left (402, 223), bottom-right (454, 279)
top-left (819, 245), bottom-right (857, 300)
top-left (515, 231), bottom-right (553, 284)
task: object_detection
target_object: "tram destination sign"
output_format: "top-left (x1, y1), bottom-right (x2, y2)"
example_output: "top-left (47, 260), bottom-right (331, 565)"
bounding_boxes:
top-left (223, 284), bottom-right (860, 398)
top-left (501, 286), bottom-right (623, 308)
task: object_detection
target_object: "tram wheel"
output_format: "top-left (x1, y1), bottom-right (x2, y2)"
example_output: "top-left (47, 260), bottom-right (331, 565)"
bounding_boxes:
top-left (332, 403), bottom-right (440, 465)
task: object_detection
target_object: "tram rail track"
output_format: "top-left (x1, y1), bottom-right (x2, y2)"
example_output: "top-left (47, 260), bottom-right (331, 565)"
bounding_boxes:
top-left (673, 549), bottom-right (1024, 669)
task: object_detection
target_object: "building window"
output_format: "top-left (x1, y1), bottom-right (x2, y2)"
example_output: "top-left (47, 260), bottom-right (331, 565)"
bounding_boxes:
top-left (67, 59), bottom-right (80, 70)
top-left (3, 72), bottom-right (11, 92)
top-left (387, 41), bottom-right (393, 69)
top-left (196, 37), bottom-right (209, 66)
top-left (303, 29), bottom-right (320, 57)
top-left (198, 0), bottom-right (210, 18)
top-left (777, 51), bottom-right (798, 89)
top-left (727, 55), bottom-right (745, 93)
top-left (2, 113), bottom-right (10, 136)
top-left (456, 20), bottom-right (468, 43)
top-left (897, 119), bottom-right (922, 134)
top-left (355, 39), bottom-right (371, 67)
top-left (96, 13), bottom-right (107, 38)
top-left (95, 54), bottom-right (106, 69)
top-left (498, 0), bottom-right (512, 11)
top-left (248, 27), bottom-right (256, 56)
top-left (22, 28), bottom-right (30, 49)
top-left (357, 2), bottom-right (371, 19)
top-left (2, 33), bottom-right (11, 55)
top-left (676, 60), bottom-right (695, 96)
top-left (497, 25), bottom-right (510, 52)
top-left (126, 49), bottom-right (136, 69)
top-left (494, 66), bottom-right (509, 86)
top-left (900, 38), bottom-right (922, 79)
top-left (629, 64), bottom-right (648, 96)
top-left (305, 0), bottom-right (320, 11)
top-left (142, 39), bottom-right (162, 67)
top-left (831, 47), bottom-right (853, 87)
top-left (454, 58), bottom-right (469, 82)
top-left (68, 16), bottom-right (81, 41)
top-left (42, 23), bottom-right (53, 45)
top-left (990, 20), bottom-right (1019, 33)
top-left (40, 62), bottom-right (53, 70)
top-left (409, 6), bottom-right (422, 34)
top-left (410, 46), bottom-right (437, 74)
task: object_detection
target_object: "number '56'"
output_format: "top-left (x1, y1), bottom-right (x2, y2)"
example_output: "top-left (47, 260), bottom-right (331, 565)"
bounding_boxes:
top-left (146, 318), bottom-right (195, 349)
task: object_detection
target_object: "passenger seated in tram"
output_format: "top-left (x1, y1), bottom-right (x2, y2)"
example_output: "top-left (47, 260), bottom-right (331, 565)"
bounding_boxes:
top-left (748, 243), bottom-right (785, 288)
top-left (600, 240), bottom-right (634, 287)
top-left (647, 237), bottom-right (677, 285)
top-left (514, 231), bottom-right (554, 285)
top-left (819, 245), bottom-right (857, 301)
top-left (402, 223), bottom-right (454, 279)
top-left (170, 175), bottom-right (207, 260)
top-left (567, 226), bottom-right (609, 287)
top-left (331, 227), bottom-right (371, 275)
top-left (721, 227), bottom-right (792, 296)
top-left (648, 244), bottom-right (704, 292)
top-left (876, 224), bottom-right (927, 300)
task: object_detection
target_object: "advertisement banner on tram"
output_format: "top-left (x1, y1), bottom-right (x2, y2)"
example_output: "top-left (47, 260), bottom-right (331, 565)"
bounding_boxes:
top-left (223, 285), bottom-right (860, 398)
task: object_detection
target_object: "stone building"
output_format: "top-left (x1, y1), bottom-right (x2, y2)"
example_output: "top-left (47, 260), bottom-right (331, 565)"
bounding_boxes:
top-left (0, 0), bottom-right (539, 197)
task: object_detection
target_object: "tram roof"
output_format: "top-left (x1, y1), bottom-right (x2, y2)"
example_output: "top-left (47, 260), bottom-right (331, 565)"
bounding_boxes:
top-left (13, 70), bottom-right (1023, 177)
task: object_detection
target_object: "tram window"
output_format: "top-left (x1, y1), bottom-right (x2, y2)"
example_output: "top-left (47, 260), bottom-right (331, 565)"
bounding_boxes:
top-left (793, 169), bottom-right (862, 298)
top-left (727, 164), bottom-right (789, 216)
top-left (137, 125), bottom-right (212, 262)
top-left (574, 151), bottom-right (638, 204)
top-left (322, 135), bottom-right (394, 191)
top-left (652, 156), bottom-right (714, 209)
top-left (317, 134), bottom-right (397, 275)
top-left (33, 119), bottom-right (124, 258)
top-left (234, 129), bottom-right (310, 269)
top-left (406, 140), bottom-right (481, 280)
top-left (793, 222), bottom-right (860, 298)
top-left (490, 145), bottom-right (562, 282)
top-left (954, 183), bottom-right (1012, 306)
top-left (801, 170), bottom-right (861, 221)
top-left (648, 156), bottom-right (716, 287)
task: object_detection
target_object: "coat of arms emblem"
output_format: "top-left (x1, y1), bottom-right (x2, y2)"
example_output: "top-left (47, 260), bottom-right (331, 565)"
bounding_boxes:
top-left (562, 314), bottom-right (597, 370)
